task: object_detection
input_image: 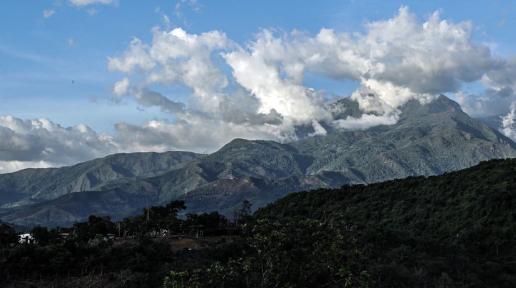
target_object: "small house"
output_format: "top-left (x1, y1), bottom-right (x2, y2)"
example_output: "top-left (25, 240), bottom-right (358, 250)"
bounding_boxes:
top-left (18, 233), bottom-right (36, 244)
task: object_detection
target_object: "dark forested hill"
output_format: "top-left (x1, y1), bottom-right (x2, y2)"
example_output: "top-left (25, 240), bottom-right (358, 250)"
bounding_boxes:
top-left (258, 158), bottom-right (516, 244)
top-left (1, 159), bottom-right (515, 287)
top-left (163, 158), bottom-right (516, 287)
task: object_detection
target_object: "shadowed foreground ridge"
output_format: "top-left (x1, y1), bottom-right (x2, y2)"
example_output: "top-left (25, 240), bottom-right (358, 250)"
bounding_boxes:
top-left (167, 158), bottom-right (516, 287)
top-left (1, 158), bottom-right (514, 287)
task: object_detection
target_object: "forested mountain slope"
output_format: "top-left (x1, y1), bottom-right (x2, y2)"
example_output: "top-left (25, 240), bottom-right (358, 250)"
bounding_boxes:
top-left (2, 96), bottom-right (516, 226)
top-left (167, 158), bottom-right (516, 287)
top-left (0, 151), bottom-right (203, 208)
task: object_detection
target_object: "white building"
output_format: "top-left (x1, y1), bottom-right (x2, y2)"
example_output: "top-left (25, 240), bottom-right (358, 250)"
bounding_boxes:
top-left (18, 233), bottom-right (36, 244)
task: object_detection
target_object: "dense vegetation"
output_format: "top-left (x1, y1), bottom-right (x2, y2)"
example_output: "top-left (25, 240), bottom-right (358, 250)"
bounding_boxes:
top-left (163, 158), bottom-right (516, 287)
top-left (0, 201), bottom-right (248, 288)
top-left (1, 158), bottom-right (515, 287)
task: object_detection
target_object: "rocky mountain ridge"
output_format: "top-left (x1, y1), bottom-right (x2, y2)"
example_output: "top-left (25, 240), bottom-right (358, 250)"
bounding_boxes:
top-left (1, 96), bottom-right (515, 226)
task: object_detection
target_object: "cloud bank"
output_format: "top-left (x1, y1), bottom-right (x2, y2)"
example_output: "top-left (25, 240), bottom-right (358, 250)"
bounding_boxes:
top-left (0, 116), bottom-right (117, 173)
top-left (107, 6), bottom-right (514, 142)
top-left (3, 6), bottom-right (516, 173)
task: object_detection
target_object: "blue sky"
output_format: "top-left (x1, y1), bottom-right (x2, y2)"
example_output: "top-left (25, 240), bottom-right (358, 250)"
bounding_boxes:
top-left (1, 0), bottom-right (515, 132)
top-left (1, 0), bottom-right (516, 172)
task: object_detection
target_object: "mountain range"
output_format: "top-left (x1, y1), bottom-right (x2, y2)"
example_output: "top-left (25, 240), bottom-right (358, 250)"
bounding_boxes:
top-left (1, 95), bottom-right (515, 226)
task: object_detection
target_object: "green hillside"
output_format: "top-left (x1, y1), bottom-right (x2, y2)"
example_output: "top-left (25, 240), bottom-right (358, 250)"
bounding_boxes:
top-left (0, 151), bottom-right (203, 208)
top-left (1, 96), bottom-right (516, 226)
top-left (167, 159), bottom-right (516, 287)
top-left (1, 159), bottom-right (515, 287)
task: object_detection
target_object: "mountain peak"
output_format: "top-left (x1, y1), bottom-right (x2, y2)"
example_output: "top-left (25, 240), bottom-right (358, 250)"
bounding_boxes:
top-left (399, 95), bottom-right (462, 117)
top-left (2, 96), bottom-right (516, 227)
top-left (327, 94), bottom-right (463, 124)
top-left (432, 94), bottom-right (463, 110)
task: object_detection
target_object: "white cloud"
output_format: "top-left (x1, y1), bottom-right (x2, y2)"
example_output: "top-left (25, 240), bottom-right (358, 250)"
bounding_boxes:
top-left (43, 9), bottom-right (56, 18)
top-left (108, 38), bottom-right (156, 72)
top-left (453, 56), bottom-right (516, 121)
top-left (358, 8), bottom-right (493, 94)
top-left (243, 7), bottom-right (494, 116)
top-left (104, 6), bottom-right (516, 153)
top-left (223, 47), bottom-right (330, 123)
top-left (501, 102), bottom-right (516, 141)
top-left (108, 7), bottom-right (499, 141)
top-left (112, 78), bottom-right (185, 113)
top-left (111, 28), bottom-right (230, 111)
top-left (333, 113), bottom-right (399, 131)
top-left (69, 0), bottom-right (114, 7)
top-left (113, 116), bottom-right (283, 154)
top-left (351, 79), bottom-right (435, 114)
top-left (4, 6), bottom-right (516, 172)
top-left (454, 88), bottom-right (515, 117)
top-left (175, 0), bottom-right (201, 19)
top-left (309, 120), bottom-right (327, 136)
top-left (0, 110), bottom-right (287, 173)
top-left (0, 116), bottom-right (118, 172)
top-left (112, 78), bottom-right (130, 96)
top-left (133, 89), bottom-right (185, 114)
top-left (107, 27), bottom-right (338, 147)
top-left (0, 161), bottom-right (53, 174)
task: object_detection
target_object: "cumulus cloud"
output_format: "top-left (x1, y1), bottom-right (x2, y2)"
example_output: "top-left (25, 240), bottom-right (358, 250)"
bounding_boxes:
top-left (455, 89), bottom-right (515, 117)
top-left (109, 28), bottom-right (230, 112)
top-left (132, 89), bottom-right (185, 114)
top-left (501, 102), bottom-right (516, 141)
top-left (0, 116), bottom-right (117, 172)
top-left (241, 7), bottom-right (495, 117)
top-left (108, 7), bottom-right (505, 142)
top-left (112, 77), bottom-right (130, 96)
top-left (5, 6), bottom-right (516, 172)
top-left (0, 113), bottom-right (285, 173)
top-left (112, 78), bottom-right (185, 113)
top-left (0, 114), bottom-right (265, 173)
top-left (107, 27), bottom-right (338, 147)
top-left (469, 58), bottom-right (516, 116)
top-left (360, 8), bottom-right (493, 94)
top-left (222, 35), bottom-right (330, 123)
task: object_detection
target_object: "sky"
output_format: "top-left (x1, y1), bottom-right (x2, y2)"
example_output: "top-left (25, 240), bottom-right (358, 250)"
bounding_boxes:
top-left (1, 0), bottom-right (516, 173)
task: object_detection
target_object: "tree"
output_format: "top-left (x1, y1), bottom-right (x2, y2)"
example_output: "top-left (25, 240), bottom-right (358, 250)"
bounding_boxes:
top-left (163, 271), bottom-right (192, 288)
top-left (234, 200), bottom-right (252, 225)
top-left (0, 223), bottom-right (17, 247)
top-left (88, 215), bottom-right (116, 236)
top-left (73, 215), bottom-right (116, 241)
top-left (31, 226), bottom-right (58, 246)
top-left (142, 200), bottom-right (186, 234)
